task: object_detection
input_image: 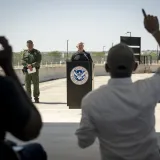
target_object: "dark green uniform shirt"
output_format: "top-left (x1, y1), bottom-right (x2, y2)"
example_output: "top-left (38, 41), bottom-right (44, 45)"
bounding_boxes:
top-left (21, 49), bottom-right (42, 69)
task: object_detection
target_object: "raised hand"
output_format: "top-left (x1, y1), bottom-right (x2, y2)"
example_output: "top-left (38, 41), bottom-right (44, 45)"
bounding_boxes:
top-left (142, 9), bottom-right (159, 34)
top-left (0, 36), bottom-right (13, 69)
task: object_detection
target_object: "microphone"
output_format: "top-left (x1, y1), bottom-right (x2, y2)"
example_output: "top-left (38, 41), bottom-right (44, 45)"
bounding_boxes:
top-left (83, 53), bottom-right (89, 61)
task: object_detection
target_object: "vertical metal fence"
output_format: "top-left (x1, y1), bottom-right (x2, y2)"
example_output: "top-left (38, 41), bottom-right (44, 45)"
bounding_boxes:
top-left (13, 54), bottom-right (107, 67)
top-left (13, 53), bottom-right (159, 68)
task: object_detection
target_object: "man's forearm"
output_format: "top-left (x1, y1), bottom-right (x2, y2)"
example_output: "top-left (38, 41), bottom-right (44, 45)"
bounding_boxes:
top-left (3, 65), bottom-right (36, 102)
top-left (3, 65), bottom-right (22, 85)
top-left (22, 60), bottom-right (28, 67)
top-left (3, 65), bottom-right (32, 100)
top-left (32, 62), bottom-right (40, 68)
top-left (75, 125), bottom-right (96, 149)
top-left (153, 30), bottom-right (160, 47)
top-left (3, 65), bottom-right (42, 140)
top-left (32, 53), bottom-right (42, 68)
top-left (3, 66), bottom-right (33, 100)
top-left (76, 131), bottom-right (96, 148)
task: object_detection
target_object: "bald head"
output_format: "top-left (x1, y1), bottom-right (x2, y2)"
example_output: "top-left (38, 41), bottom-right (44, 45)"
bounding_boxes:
top-left (77, 42), bottom-right (84, 52)
top-left (106, 43), bottom-right (137, 78)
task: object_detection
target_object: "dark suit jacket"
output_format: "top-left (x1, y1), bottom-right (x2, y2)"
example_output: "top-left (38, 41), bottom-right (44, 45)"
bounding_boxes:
top-left (71, 50), bottom-right (93, 62)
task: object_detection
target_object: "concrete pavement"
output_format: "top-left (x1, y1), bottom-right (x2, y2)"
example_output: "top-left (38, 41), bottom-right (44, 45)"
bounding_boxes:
top-left (7, 74), bottom-right (160, 160)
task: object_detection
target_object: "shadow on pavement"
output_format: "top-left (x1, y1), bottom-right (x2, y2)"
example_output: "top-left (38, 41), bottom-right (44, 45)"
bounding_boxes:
top-left (7, 122), bottom-right (100, 160)
top-left (6, 123), bottom-right (160, 160)
top-left (38, 102), bottom-right (67, 105)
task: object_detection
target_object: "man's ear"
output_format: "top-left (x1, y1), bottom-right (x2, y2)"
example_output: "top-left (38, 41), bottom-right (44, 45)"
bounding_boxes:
top-left (105, 63), bottom-right (110, 72)
top-left (133, 62), bottom-right (138, 71)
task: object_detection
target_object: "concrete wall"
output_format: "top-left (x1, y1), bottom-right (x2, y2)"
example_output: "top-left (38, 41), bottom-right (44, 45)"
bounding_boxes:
top-left (17, 65), bottom-right (107, 84)
top-left (0, 64), bottom-right (159, 84)
top-left (0, 66), bottom-right (67, 84)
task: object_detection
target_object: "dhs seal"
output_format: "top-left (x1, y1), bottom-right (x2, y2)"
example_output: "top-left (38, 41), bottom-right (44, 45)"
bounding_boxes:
top-left (70, 66), bottom-right (89, 85)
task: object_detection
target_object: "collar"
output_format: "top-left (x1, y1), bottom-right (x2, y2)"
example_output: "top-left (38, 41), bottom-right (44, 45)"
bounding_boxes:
top-left (77, 50), bottom-right (85, 53)
top-left (28, 49), bottom-right (34, 53)
top-left (108, 77), bottom-right (132, 85)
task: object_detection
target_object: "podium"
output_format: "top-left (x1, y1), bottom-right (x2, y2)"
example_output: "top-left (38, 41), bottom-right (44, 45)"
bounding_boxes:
top-left (66, 61), bottom-right (94, 109)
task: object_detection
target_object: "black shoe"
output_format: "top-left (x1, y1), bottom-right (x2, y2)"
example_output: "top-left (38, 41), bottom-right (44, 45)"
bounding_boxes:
top-left (35, 98), bottom-right (39, 103)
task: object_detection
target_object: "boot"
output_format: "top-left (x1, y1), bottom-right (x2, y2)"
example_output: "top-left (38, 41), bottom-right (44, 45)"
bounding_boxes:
top-left (34, 98), bottom-right (39, 103)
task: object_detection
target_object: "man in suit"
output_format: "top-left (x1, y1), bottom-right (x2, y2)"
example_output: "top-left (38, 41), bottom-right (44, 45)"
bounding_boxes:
top-left (71, 42), bottom-right (93, 61)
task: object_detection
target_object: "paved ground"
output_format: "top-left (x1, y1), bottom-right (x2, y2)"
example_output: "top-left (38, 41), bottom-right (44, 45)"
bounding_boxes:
top-left (7, 74), bottom-right (160, 160)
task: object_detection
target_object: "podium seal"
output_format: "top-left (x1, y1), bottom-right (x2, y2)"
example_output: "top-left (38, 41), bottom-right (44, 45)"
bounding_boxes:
top-left (70, 66), bottom-right (89, 85)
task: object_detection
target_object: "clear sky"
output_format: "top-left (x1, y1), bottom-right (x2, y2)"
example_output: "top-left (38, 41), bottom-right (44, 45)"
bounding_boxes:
top-left (0, 0), bottom-right (160, 52)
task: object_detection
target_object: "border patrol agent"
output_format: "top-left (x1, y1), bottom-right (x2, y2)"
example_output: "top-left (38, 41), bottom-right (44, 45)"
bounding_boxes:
top-left (22, 40), bottom-right (42, 103)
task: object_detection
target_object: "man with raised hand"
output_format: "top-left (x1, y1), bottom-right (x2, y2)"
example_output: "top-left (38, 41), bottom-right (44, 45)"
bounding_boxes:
top-left (0, 37), bottom-right (47, 160)
top-left (76, 10), bottom-right (160, 160)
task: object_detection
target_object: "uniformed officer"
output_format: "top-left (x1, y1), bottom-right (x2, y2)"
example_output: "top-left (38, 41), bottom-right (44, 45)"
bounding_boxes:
top-left (71, 42), bottom-right (93, 61)
top-left (22, 40), bottom-right (42, 103)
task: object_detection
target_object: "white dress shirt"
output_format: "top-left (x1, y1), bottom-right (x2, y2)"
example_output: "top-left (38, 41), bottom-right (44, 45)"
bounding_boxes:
top-left (76, 73), bottom-right (160, 160)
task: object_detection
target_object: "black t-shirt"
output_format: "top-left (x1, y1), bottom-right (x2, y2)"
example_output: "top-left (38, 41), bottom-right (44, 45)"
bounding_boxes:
top-left (71, 51), bottom-right (93, 62)
top-left (0, 76), bottom-right (31, 141)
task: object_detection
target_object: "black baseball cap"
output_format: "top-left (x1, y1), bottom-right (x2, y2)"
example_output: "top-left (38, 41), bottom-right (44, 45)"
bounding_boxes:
top-left (107, 43), bottom-right (135, 72)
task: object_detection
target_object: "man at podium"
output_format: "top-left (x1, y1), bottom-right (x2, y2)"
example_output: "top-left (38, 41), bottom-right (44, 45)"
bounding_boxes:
top-left (71, 42), bottom-right (93, 61)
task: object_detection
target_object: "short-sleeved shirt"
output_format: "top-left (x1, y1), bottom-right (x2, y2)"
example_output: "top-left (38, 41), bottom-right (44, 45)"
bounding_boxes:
top-left (0, 76), bottom-right (31, 141)
top-left (77, 71), bottom-right (160, 160)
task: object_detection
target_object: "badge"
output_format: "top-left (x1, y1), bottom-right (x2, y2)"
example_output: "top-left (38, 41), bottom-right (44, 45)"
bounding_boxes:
top-left (74, 55), bottom-right (80, 60)
top-left (70, 66), bottom-right (89, 85)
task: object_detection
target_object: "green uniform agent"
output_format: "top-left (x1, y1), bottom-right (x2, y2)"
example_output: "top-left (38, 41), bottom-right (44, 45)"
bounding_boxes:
top-left (22, 49), bottom-right (42, 101)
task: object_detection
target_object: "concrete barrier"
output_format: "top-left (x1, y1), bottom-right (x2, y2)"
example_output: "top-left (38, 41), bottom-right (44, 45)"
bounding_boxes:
top-left (0, 64), bottom-right (159, 84)
top-left (0, 66), bottom-right (67, 84)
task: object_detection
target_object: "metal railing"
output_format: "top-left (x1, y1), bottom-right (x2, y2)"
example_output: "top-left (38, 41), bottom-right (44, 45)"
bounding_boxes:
top-left (13, 54), bottom-right (159, 68)
top-left (140, 55), bottom-right (152, 65)
top-left (13, 55), bottom-right (107, 67)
